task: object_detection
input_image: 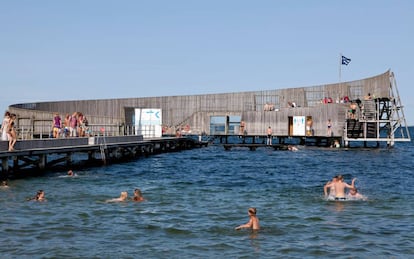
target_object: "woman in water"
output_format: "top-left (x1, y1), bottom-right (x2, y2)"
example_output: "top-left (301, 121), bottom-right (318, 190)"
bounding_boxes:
top-left (235, 207), bottom-right (260, 230)
top-left (132, 189), bottom-right (145, 202)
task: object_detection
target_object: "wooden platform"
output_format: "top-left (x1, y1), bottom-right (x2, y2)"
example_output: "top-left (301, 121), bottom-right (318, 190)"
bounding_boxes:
top-left (206, 134), bottom-right (341, 148)
top-left (0, 136), bottom-right (206, 178)
top-left (223, 143), bottom-right (288, 151)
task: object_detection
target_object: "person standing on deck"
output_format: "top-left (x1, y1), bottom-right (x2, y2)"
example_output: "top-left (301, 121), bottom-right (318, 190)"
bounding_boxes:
top-left (266, 126), bottom-right (273, 146)
top-left (7, 114), bottom-right (17, 151)
top-left (69, 112), bottom-right (78, 137)
top-left (52, 112), bottom-right (62, 138)
top-left (1, 111), bottom-right (11, 141)
top-left (327, 119), bottom-right (332, 137)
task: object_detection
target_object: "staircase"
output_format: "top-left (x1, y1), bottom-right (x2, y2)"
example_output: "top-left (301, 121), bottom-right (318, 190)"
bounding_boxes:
top-left (361, 100), bottom-right (376, 120)
top-left (346, 119), bottom-right (363, 138)
top-left (366, 122), bottom-right (377, 138)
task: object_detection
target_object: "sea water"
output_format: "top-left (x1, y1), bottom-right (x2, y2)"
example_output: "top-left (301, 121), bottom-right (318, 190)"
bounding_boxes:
top-left (1, 129), bottom-right (413, 258)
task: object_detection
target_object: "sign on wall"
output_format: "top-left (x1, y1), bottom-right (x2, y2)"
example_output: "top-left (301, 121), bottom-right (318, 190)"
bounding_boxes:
top-left (134, 108), bottom-right (162, 138)
top-left (292, 116), bottom-right (306, 136)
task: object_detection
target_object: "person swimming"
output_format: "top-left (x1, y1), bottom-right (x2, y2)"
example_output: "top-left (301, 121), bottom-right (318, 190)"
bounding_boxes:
top-left (132, 189), bottom-right (145, 202)
top-left (1, 180), bottom-right (8, 188)
top-left (106, 191), bottom-right (128, 202)
top-left (347, 187), bottom-right (367, 201)
top-left (235, 207), bottom-right (260, 230)
top-left (28, 190), bottom-right (46, 201)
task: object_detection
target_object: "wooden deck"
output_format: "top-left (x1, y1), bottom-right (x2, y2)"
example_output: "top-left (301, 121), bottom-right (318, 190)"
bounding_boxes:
top-left (208, 134), bottom-right (341, 148)
top-left (0, 136), bottom-right (207, 178)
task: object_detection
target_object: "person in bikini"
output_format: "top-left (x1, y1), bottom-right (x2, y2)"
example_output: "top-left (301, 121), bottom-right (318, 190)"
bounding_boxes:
top-left (324, 175), bottom-right (356, 200)
top-left (7, 113), bottom-right (17, 151)
top-left (235, 207), bottom-right (260, 230)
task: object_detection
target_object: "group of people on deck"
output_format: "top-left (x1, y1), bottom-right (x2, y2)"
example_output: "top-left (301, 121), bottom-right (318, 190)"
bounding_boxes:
top-left (52, 111), bottom-right (89, 138)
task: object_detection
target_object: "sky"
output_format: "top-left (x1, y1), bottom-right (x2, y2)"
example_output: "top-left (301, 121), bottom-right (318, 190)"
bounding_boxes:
top-left (1, 0), bottom-right (413, 125)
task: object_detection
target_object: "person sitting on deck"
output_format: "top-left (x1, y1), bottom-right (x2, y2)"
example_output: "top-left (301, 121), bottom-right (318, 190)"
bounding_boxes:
top-left (235, 207), bottom-right (260, 231)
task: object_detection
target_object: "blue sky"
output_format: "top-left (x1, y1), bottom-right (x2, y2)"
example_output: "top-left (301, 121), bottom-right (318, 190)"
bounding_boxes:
top-left (1, 0), bottom-right (413, 125)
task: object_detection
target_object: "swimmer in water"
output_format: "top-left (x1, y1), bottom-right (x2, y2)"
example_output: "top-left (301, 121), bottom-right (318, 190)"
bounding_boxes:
top-left (28, 190), bottom-right (46, 201)
top-left (67, 170), bottom-right (74, 176)
top-left (235, 207), bottom-right (260, 230)
top-left (107, 191), bottom-right (128, 202)
top-left (324, 176), bottom-right (338, 198)
top-left (1, 180), bottom-right (9, 188)
top-left (324, 175), bottom-right (356, 200)
top-left (288, 145), bottom-right (298, 151)
top-left (132, 188), bottom-right (145, 202)
top-left (347, 187), bottom-right (367, 201)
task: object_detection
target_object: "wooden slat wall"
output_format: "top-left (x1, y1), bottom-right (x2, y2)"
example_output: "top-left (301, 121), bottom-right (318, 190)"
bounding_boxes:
top-left (8, 71), bottom-right (391, 137)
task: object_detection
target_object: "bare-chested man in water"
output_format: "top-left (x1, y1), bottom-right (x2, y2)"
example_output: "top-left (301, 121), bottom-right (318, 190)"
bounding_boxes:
top-left (324, 175), bottom-right (356, 200)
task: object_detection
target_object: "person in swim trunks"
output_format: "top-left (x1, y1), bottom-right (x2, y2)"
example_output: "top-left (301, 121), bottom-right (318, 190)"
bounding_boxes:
top-left (324, 175), bottom-right (356, 200)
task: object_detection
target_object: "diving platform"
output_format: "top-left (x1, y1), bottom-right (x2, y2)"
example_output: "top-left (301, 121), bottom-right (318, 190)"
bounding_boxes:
top-left (343, 72), bottom-right (411, 147)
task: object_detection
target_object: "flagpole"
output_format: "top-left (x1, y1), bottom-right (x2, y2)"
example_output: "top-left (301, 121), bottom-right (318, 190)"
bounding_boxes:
top-left (339, 53), bottom-right (342, 83)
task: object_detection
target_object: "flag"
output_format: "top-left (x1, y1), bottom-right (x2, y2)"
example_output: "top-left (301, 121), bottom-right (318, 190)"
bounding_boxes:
top-left (341, 55), bottom-right (351, 65)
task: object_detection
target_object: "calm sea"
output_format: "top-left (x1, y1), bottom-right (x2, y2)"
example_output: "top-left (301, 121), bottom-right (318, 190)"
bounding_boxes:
top-left (1, 128), bottom-right (413, 258)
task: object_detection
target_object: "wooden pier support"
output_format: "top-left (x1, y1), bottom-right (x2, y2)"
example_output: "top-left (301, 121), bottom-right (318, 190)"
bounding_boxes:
top-left (0, 136), bottom-right (206, 179)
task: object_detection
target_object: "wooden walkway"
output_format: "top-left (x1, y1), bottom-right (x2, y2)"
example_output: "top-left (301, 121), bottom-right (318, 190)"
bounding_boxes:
top-left (207, 134), bottom-right (341, 148)
top-left (0, 136), bottom-right (207, 178)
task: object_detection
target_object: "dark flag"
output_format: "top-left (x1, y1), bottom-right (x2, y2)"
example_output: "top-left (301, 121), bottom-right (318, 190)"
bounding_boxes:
top-left (341, 55), bottom-right (351, 65)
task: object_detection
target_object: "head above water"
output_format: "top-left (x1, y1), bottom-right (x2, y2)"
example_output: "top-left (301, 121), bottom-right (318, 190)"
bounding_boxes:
top-left (120, 192), bottom-right (128, 200)
top-left (248, 207), bottom-right (257, 215)
top-left (134, 189), bottom-right (142, 196)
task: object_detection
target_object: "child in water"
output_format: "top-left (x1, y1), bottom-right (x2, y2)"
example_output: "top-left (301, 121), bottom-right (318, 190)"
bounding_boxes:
top-left (106, 191), bottom-right (128, 202)
top-left (347, 187), bottom-right (367, 201)
top-left (235, 207), bottom-right (260, 230)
